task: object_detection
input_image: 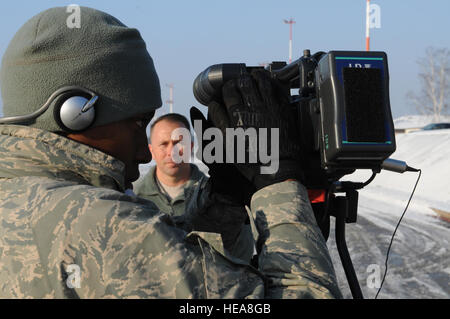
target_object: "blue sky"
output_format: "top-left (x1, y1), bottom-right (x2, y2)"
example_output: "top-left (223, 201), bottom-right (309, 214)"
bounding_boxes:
top-left (1, 0), bottom-right (449, 120)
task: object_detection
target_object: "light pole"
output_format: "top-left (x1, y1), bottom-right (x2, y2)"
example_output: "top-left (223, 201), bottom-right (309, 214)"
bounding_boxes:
top-left (283, 18), bottom-right (295, 63)
top-left (366, 0), bottom-right (371, 51)
top-left (166, 83), bottom-right (174, 113)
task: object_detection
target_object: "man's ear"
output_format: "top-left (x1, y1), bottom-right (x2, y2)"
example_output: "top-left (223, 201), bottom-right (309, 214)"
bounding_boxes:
top-left (148, 143), bottom-right (153, 156)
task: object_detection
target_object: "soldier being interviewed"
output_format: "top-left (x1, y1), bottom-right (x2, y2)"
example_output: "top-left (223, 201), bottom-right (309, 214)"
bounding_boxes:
top-left (0, 6), bottom-right (341, 298)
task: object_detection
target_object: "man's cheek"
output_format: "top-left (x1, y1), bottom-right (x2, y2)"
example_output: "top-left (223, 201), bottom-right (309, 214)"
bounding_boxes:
top-left (171, 144), bottom-right (190, 164)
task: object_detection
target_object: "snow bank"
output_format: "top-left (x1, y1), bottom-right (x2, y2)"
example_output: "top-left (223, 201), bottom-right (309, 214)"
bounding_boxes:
top-left (344, 117), bottom-right (450, 221)
top-left (394, 114), bottom-right (450, 129)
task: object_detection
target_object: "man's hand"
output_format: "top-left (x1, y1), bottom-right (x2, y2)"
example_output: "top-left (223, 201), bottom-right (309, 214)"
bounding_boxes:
top-left (190, 107), bottom-right (255, 206)
top-left (207, 69), bottom-right (304, 190)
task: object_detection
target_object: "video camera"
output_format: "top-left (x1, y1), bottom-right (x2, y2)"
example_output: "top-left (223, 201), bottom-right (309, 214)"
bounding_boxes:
top-left (193, 50), bottom-right (396, 189)
top-left (193, 52), bottom-right (419, 299)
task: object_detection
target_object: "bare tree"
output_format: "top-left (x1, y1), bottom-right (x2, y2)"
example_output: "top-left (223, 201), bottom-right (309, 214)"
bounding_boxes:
top-left (407, 47), bottom-right (450, 122)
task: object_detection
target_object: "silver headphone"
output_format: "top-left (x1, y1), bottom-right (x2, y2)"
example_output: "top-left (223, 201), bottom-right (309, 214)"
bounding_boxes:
top-left (0, 86), bottom-right (99, 132)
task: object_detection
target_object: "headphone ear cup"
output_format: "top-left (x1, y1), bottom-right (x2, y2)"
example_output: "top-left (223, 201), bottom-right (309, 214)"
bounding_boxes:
top-left (53, 92), bottom-right (96, 132)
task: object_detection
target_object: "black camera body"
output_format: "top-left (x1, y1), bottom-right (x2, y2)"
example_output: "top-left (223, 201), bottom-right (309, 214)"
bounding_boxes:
top-left (193, 50), bottom-right (396, 189)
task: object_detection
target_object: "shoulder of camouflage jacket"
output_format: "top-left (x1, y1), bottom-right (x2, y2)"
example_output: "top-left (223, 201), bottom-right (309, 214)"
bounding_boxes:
top-left (250, 180), bottom-right (343, 299)
top-left (0, 125), bottom-right (126, 191)
top-left (0, 176), bottom-right (265, 298)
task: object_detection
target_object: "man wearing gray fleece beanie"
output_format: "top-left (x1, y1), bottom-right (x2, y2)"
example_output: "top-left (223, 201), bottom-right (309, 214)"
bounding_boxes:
top-left (0, 6), bottom-right (162, 190)
top-left (0, 6), bottom-right (342, 299)
top-left (1, 6), bottom-right (162, 132)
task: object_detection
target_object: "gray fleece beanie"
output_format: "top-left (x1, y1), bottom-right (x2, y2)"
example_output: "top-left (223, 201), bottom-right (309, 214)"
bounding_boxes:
top-left (0, 6), bottom-right (162, 132)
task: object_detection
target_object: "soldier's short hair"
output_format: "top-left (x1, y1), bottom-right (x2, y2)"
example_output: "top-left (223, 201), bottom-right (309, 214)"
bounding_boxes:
top-left (150, 113), bottom-right (191, 142)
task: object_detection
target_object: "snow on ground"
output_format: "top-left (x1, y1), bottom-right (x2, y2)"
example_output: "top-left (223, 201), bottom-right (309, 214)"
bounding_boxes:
top-left (335, 118), bottom-right (450, 299)
top-left (394, 114), bottom-right (450, 129)
top-left (342, 125), bottom-right (450, 216)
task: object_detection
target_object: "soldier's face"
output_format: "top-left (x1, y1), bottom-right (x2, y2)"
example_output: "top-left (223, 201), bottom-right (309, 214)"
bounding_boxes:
top-left (115, 113), bottom-right (154, 188)
top-left (149, 120), bottom-right (193, 178)
top-left (67, 111), bottom-right (154, 189)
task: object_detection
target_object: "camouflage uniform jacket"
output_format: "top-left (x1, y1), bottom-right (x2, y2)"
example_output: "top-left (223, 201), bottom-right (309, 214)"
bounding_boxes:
top-left (134, 164), bottom-right (256, 263)
top-left (134, 164), bottom-right (206, 218)
top-left (0, 125), bottom-right (342, 298)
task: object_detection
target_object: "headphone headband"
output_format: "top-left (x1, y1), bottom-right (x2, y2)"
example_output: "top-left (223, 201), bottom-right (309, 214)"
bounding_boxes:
top-left (0, 86), bottom-right (98, 131)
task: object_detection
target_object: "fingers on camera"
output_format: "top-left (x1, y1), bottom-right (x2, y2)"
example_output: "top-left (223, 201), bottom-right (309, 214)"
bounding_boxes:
top-left (251, 69), bottom-right (277, 110)
top-left (208, 101), bottom-right (230, 132)
top-left (241, 74), bottom-right (264, 110)
top-left (222, 79), bottom-right (244, 111)
top-left (190, 106), bottom-right (206, 123)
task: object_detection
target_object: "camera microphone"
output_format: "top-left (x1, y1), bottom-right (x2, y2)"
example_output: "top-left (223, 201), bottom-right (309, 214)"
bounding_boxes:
top-left (381, 158), bottom-right (420, 173)
top-left (376, 159), bottom-right (422, 299)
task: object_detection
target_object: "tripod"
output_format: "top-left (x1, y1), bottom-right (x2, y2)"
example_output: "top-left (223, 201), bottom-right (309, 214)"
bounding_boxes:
top-left (313, 181), bottom-right (371, 299)
top-left (331, 186), bottom-right (363, 299)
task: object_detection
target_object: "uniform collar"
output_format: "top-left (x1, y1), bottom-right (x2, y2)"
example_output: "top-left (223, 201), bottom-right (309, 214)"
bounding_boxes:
top-left (146, 163), bottom-right (203, 197)
top-left (0, 125), bottom-right (127, 191)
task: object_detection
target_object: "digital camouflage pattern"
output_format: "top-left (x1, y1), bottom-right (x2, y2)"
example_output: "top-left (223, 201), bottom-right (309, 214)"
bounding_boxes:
top-left (134, 164), bottom-right (256, 263)
top-left (134, 164), bottom-right (208, 218)
top-left (0, 124), bottom-right (342, 298)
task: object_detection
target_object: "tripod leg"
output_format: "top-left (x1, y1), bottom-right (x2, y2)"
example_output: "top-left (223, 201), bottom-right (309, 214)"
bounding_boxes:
top-left (335, 197), bottom-right (364, 299)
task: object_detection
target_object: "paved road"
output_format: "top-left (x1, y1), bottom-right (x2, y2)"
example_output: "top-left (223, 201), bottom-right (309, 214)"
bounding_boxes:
top-left (327, 200), bottom-right (450, 299)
